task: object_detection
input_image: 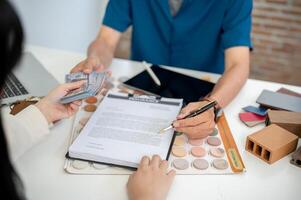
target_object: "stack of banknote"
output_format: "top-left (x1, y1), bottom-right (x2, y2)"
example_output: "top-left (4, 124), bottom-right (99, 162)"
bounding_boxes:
top-left (60, 71), bottom-right (108, 104)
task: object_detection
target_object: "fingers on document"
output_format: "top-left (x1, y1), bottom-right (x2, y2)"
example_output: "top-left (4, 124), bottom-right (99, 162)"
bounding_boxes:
top-left (150, 155), bottom-right (161, 169)
top-left (140, 156), bottom-right (150, 169)
top-left (139, 155), bottom-right (174, 175)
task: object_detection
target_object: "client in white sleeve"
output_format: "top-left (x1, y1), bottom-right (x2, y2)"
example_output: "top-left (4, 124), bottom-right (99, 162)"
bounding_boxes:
top-left (2, 81), bottom-right (84, 161)
top-left (0, 1), bottom-right (175, 200)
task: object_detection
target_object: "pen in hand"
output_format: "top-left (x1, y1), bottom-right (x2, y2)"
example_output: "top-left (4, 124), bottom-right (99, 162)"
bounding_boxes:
top-left (159, 101), bottom-right (217, 134)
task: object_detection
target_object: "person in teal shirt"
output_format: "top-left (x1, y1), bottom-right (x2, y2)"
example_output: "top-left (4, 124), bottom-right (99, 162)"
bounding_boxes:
top-left (72, 0), bottom-right (252, 141)
top-left (103, 0), bottom-right (252, 74)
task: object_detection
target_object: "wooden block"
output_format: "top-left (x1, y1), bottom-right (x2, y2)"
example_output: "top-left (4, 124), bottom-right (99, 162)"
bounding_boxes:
top-left (266, 110), bottom-right (301, 137)
top-left (245, 124), bottom-right (298, 164)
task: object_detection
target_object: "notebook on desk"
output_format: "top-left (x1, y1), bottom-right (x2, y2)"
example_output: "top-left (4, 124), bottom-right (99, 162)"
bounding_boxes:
top-left (67, 91), bottom-right (183, 169)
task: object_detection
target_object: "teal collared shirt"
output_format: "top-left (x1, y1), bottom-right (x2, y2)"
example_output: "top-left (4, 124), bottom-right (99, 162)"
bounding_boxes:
top-left (103, 0), bottom-right (252, 74)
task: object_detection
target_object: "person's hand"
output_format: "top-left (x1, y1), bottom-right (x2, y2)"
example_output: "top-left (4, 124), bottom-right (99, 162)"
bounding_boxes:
top-left (35, 81), bottom-right (85, 124)
top-left (127, 155), bottom-right (176, 200)
top-left (70, 56), bottom-right (105, 74)
top-left (173, 101), bottom-right (215, 139)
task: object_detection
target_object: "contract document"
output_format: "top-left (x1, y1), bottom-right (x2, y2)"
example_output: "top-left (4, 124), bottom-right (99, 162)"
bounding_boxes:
top-left (68, 91), bottom-right (183, 168)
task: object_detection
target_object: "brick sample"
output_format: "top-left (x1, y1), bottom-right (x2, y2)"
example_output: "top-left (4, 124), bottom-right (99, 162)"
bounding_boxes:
top-left (246, 124), bottom-right (298, 164)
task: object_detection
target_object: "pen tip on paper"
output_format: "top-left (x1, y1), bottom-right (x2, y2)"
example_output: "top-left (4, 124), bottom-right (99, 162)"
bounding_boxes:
top-left (159, 129), bottom-right (165, 134)
top-left (159, 125), bottom-right (173, 134)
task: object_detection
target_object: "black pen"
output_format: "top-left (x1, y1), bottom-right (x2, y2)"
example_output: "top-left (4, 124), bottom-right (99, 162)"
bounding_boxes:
top-left (159, 100), bottom-right (217, 134)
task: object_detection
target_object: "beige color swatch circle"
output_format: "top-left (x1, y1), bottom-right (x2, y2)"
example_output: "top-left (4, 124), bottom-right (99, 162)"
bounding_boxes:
top-left (210, 147), bottom-right (225, 158)
top-left (174, 136), bottom-right (185, 146)
top-left (92, 163), bottom-right (109, 170)
top-left (188, 139), bottom-right (203, 146)
top-left (172, 147), bottom-right (187, 157)
top-left (193, 159), bottom-right (209, 170)
top-left (212, 159), bottom-right (229, 170)
top-left (173, 159), bottom-right (189, 170)
top-left (191, 147), bottom-right (206, 157)
top-left (72, 160), bottom-right (89, 170)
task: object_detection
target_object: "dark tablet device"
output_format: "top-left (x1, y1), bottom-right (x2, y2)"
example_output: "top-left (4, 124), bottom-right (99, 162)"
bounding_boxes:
top-left (122, 65), bottom-right (215, 104)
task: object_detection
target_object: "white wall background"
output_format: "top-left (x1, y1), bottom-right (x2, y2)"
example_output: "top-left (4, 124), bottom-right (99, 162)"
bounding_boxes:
top-left (10, 0), bottom-right (109, 53)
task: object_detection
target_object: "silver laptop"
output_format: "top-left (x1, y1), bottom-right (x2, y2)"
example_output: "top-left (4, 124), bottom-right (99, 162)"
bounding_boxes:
top-left (1, 52), bottom-right (59, 105)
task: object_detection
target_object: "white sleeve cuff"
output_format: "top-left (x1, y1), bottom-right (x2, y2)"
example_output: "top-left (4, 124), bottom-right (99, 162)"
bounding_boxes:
top-left (3, 105), bottom-right (50, 161)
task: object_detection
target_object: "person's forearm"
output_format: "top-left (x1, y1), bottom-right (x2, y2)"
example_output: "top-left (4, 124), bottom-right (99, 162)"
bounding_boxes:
top-left (3, 105), bottom-right (50, 161)
top-left (86, 25), bottom-right (121, 68)
top-left (209, 64), bottom-right (249, 108)
top-left (87, 38), bottom-right (115, 68)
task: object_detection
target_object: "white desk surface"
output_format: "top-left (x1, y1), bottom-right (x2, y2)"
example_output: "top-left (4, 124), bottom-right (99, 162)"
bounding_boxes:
top-left (4, 45), bottom-right (301, 200)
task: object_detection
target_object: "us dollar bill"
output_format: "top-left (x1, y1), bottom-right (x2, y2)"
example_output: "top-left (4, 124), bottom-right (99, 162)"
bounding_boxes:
top-left (60, 71), bottom-right (108, 104)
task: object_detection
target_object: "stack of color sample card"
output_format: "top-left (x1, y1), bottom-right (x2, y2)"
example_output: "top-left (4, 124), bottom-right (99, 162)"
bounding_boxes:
top-left (239, 106), bottom-right (267, 127)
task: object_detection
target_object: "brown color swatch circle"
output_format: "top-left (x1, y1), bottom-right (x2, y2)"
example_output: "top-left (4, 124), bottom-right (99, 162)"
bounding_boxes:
top-left (84, 104), bottom-right (97, 112)
top-left (85, 96), bottom-right (97, 104)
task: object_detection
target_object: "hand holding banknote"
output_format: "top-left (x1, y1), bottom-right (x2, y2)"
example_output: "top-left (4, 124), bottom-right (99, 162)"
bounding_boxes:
top-left (35, 81), bottom-right (85, 124)
top-left (60, 71), bottom-right (108, 104)
top-left (71, 56), bottom-right (104, 74)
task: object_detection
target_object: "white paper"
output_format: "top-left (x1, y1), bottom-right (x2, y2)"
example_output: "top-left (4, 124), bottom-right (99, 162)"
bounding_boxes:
top-left (69, 91), bottom-right (183, 168)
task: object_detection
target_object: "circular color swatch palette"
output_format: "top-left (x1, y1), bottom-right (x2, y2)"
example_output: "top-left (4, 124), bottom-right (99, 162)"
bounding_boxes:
top-left (172, 147), bottom-right (187, 157)
top-left (85, 96), bottom-right (97, 104)
top-left (72, 160), bottom-right (89, 170)
top-left (188, 139), bottom-right (203, 146)
top-left (210, 147), bottom-right (225, 158)
top-left (207, 137), bottom-right (221, 146)
top-left (193, 159), bottom-right (209, 170)
top-left (191, 147), bottom-right (206, 157)
top-left (173, 159), bottom-right (189, 170)
top-left (174, 136), bottom-right (185, 146)
top-left (93, 163), bottom-right (109, 170)
top-left (209, 128), bottom-right (218, 136)
top-left (84, 104), bottom-right (97, 112)
top-left (212, 159), bottom-right (229, 170)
